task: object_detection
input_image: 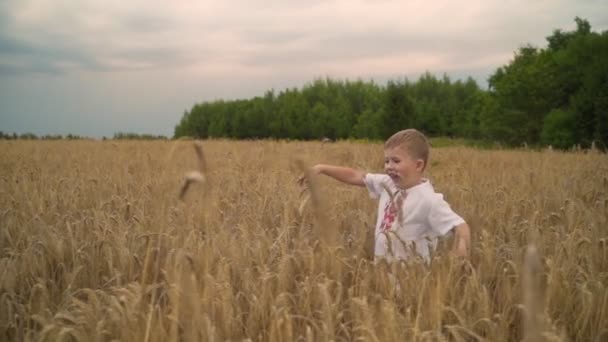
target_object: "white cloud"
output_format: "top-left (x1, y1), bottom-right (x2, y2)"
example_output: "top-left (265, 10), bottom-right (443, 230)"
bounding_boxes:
top-left (2, 0), bottom-right (607, 76)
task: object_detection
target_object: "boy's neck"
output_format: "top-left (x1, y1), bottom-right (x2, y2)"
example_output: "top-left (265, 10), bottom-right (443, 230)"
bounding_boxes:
top-left (401, 175), bottom-right (425, 190)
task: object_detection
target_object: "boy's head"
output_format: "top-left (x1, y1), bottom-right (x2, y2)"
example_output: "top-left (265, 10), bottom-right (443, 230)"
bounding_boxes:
top-left (383, 129), bottom-right (430, 189)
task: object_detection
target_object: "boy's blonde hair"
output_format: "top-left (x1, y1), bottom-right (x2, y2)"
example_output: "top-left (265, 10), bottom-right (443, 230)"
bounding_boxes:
top-left (384, 129), bottom-right (430, 170)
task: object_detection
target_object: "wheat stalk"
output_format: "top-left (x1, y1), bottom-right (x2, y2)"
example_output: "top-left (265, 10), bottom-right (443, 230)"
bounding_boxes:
top-left (178, 142), bottom-right (207, 200)
top-left (523, 243), bottom-right (546, 341)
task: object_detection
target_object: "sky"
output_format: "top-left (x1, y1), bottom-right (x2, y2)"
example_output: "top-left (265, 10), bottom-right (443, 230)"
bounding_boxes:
top-left (1, 0), bottom-right (607, 138)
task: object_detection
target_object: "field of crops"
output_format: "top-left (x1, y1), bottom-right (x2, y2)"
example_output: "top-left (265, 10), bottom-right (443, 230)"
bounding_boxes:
top-left (1, 140), bottom-right (607, 341)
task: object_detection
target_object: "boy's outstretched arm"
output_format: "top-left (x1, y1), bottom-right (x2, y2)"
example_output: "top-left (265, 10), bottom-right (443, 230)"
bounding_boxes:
top-left (452, 222), bottom-right (471, 258)
top-left (298, 164), bottom-right (366, 187)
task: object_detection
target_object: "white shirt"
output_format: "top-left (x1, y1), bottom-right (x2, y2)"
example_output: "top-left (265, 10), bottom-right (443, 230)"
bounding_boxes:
top-left (364, 173), bottom-right (465, 262)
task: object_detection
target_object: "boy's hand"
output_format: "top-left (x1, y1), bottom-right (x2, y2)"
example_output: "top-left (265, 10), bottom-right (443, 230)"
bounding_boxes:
top-left (451, 223), bottom-right (471, 258)
top-left (452, 239), bottom-right (469, 258)
top-left (297, 164), bottom-right (323, 187)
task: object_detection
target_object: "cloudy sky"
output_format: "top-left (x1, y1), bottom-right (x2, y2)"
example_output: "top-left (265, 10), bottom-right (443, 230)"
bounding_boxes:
top-left (1, 0), bottom-right (607, 138)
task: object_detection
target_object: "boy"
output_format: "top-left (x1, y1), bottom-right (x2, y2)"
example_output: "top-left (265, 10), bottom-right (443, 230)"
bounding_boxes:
top-left (299, 129), bottom-right (470, 262)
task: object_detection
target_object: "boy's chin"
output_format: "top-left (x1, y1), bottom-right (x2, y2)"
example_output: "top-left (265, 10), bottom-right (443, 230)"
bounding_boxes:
top-left (389, 176), bottom-right (405, 187)
top-left (390, 176), bottom-right (418, 189)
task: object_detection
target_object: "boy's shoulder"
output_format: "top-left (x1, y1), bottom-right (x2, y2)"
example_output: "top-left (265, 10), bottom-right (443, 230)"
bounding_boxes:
top-left (364, 173), bottom-right (391, 183)
top-left (363, 173), bottom-right (396, 199)
top-left (364, 172), bottom-right (388, 178)
top-left (363, 173), bottom-right (392, 190)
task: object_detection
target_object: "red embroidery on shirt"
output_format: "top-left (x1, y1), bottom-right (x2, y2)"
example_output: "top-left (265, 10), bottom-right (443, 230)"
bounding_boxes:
top-left (380, 191), bottom-right (406, 231)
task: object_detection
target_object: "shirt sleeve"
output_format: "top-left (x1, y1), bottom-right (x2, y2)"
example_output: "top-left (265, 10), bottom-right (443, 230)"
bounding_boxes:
top-left (428, 194), bottom-right (465, 236)
top-left (363, 173), bottom-right (391, 199)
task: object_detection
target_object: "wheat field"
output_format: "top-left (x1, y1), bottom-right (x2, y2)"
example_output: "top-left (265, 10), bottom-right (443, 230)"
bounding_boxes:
top-left (0, 140), bottom-right (606, 341)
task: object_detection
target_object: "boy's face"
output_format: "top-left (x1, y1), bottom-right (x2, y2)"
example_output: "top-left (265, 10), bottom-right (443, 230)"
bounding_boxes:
top-left (384, 145), bottom-right (425, 189)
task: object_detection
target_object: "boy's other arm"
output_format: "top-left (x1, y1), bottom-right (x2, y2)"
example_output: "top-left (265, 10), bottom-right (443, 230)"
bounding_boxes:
top-left (304, 164), bottom-right (366, 187)
top-left (452, 222), bottom-right (471, 258)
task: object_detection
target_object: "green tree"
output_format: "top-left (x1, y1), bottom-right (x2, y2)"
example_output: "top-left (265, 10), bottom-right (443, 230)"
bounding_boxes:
top-left (352, 108), bottom-right (383, 139)
top-left (541, 108), bottom-right (577, 148)
top-left (382, 80), bottom-right (415, 138)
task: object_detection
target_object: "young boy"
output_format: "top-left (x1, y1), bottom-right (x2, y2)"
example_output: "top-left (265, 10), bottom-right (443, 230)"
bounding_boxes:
top-left (300, 129), bottom-right (470, 263)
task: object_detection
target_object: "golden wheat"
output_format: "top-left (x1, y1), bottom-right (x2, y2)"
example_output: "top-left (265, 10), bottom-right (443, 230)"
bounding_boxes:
top-left (0, 139), bottom-right (606, 341)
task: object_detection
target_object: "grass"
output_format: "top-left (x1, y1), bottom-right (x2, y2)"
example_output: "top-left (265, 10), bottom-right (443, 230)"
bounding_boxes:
top-left (0, 139), bottom-right (606, 341)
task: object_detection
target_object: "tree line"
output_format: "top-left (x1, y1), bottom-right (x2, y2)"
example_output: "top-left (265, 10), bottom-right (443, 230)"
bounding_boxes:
top-left (0, 132), bottom-right (88, 140)
top-left (174, 18), bottom-right (608, 149)
top-left (0, 132), bottom-right (168, 141)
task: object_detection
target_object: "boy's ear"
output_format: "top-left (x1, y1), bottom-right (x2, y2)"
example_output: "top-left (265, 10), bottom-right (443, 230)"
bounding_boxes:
top-left (416, 159), bottom-right (425, 171)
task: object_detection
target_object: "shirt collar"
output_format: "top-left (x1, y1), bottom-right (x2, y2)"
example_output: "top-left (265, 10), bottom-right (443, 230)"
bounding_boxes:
top-left (402, 178), bottom-right (430, 194)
